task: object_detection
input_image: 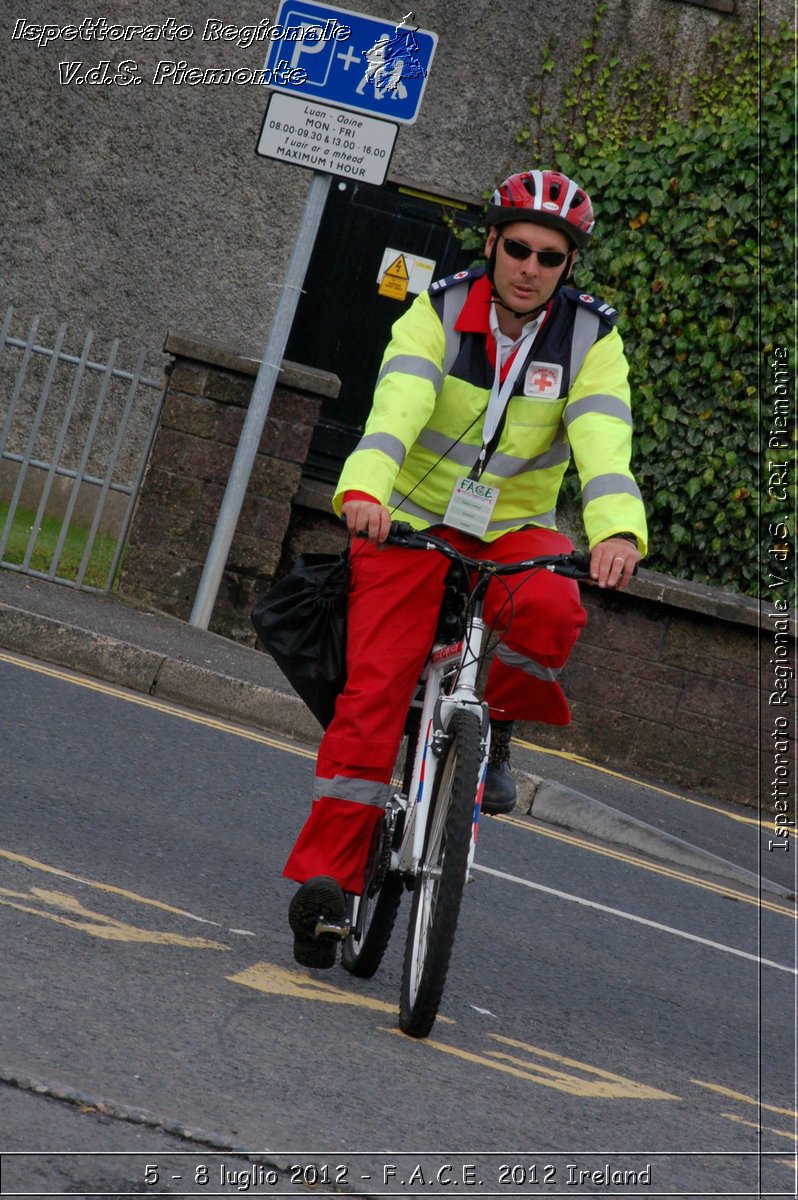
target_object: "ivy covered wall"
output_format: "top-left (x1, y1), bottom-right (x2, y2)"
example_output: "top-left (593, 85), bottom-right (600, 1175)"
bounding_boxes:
top-left (457, 9), bottom-right (794, 597)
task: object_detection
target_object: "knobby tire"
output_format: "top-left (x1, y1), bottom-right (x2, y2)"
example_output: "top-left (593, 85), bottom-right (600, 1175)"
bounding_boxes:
top-left (399, 708), bottom-right (482, 1038)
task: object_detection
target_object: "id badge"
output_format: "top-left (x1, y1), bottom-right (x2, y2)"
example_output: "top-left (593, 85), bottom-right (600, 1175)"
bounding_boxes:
top-left (443, 476), bottom-right (500, 538)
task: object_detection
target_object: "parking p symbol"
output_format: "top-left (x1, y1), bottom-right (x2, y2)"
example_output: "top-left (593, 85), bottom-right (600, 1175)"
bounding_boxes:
top-left (286, 23), bottom-right (334, 82)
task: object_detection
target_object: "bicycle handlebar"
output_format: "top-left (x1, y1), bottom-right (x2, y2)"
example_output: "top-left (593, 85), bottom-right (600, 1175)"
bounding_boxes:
top-left (357, 520), bottom-right (595, 579)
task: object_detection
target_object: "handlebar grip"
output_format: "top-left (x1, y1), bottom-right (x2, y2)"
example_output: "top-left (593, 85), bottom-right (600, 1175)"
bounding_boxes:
top-left (550, 551), bottom-right (592, 579)
top-left (350, 518), bottom-right (419, 546)
top-left (384, 520), bottom-right (425, 548)
top-left (554, 550), bottom-right (639, 580)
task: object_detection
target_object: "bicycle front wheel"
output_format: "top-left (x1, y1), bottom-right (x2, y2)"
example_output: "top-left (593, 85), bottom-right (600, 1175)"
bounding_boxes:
top-left (399, 708), bottom-right (482, 1038)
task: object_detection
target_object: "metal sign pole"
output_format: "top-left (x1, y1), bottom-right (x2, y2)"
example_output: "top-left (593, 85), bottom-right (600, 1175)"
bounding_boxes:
top-left (189, 169), bottom-right (332, 629)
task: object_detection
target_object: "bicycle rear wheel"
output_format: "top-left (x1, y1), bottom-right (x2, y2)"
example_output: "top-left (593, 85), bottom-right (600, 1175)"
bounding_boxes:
top-left (399, 708), bottom-right (482, 1038)
top-left (341, 709), bottom-right (419, 978)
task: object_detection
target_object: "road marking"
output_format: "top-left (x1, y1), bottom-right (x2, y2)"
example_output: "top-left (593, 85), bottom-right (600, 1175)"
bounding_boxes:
top-left (0, 650), bottom-right (316, 759)
top-left (0, 847), bottom-right (222, 923)
top-left (691, 1080), bottom-right (798, 1118)
top-left (498, 815), bottom-right (796, 919)
top-left (228, 961), bottom-right (457, 1023)
top-left (383, 1028), bottom-right (679, 1099)
top-left (720, 1112), bottom-right (798, 1144)
top-left (474, 863), bottom-right (798, 975)
top-left (0, 885), bottom-right (228, 949)
top-left (515, 735), bottom-right (769, 833)
top-left (1, 652), bottom-right (761, 842)
top-left (2, 652), bottom-right (789, 916)
top-left (229, 960), bottom-right (396, 1014)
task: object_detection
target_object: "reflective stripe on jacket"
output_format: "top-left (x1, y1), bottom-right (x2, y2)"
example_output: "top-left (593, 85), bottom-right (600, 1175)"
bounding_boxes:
top-left (334, 268), bottom-right (648, 552)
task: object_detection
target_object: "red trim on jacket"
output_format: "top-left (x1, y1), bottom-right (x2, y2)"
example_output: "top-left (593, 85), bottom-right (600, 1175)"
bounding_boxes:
top-left (342, 489), bottom-right (380, 507)
top-left (454, 274), bottom-right (553, 378)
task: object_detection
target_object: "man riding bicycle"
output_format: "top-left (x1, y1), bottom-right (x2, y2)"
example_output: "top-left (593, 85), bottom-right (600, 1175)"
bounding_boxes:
top-left (285, 168), bottom-right (648, 968)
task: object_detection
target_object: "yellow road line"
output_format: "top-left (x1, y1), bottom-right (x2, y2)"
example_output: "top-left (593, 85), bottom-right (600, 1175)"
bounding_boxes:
top-left (691, 1080), bottom-right (798, 1119)
top-left (0, 847), bottom-right (220, 922)
top-left (515, 735), bottom-right (764, 830)
top-left (0, 885), bottom-right (228, 949)
top-left (0, 651), bottom-right (768, 836)
top-left (0, 649), bottom-right (316, 759)
top-left (383, 1028), bottom-right (679, 1099)
top-left (498, 814), bottom-right (796, 919)
top-left (3, 649), bottom-right (791, 918)
top-left (720, 1112), bottom-right (798, 1144)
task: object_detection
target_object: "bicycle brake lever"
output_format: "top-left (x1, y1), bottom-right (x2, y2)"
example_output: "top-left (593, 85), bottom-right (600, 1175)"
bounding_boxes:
top-left (548, 551), bottom-right (592, 579)
top-left (553, 552), bottom-right (640, 582)
top-left (389, 520), bottom-right (417, 538)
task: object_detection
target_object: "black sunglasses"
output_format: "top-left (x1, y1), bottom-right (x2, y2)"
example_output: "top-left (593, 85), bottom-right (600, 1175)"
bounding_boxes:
top-left (499, 233), bottom-right (570, 268)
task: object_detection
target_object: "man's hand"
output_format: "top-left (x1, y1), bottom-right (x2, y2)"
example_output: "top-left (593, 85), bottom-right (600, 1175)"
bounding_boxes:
top-left (341, 499), bottom-right (393, 545)
top-left (590, 536), bottom-right (641, 590)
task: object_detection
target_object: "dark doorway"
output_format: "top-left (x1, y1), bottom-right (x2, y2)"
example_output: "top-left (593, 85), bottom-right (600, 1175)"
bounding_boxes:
top-left (285, 178), bottom-right (482, 484)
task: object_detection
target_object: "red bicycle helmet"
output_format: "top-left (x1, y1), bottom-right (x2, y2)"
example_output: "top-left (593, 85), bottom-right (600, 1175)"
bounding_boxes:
top-left (486, 170), bottom-right (594, 248)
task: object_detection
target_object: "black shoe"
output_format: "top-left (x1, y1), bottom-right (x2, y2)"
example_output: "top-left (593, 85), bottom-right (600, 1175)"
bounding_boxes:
top-left (288, 876), bottom-right (347, 969)
top-left (481, 720), bottom-right (517, 815)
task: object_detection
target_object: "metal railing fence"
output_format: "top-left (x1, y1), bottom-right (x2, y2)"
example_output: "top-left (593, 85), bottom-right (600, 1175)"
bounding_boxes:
top-left (0, 307), bottom-right (164, 593)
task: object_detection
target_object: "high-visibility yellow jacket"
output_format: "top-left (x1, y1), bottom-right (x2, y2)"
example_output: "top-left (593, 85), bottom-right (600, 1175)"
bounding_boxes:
top-left (334, 268), bottom-right (648, 553)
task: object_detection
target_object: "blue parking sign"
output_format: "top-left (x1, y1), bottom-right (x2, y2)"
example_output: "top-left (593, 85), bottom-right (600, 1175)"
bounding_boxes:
top-left (263, 2), bottom-right (437, 125)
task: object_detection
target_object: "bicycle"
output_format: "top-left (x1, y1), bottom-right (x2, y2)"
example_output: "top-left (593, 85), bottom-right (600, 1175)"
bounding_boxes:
top-left (338, 520), bottom-right (592, 1039)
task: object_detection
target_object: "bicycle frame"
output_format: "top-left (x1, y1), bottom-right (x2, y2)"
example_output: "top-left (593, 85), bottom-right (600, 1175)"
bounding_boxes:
top-left (342, 522), bottom-right (596, 1033)
top-left (371, 525), bottom-right (594, 884)
top-left (392, 578), bottom-right (492, 879)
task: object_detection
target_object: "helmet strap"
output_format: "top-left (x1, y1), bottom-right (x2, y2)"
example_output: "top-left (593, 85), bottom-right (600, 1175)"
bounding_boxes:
top-left (490, 290), bottom-right (546, 321)
top-left (552, 251), bottom-right (576, 296)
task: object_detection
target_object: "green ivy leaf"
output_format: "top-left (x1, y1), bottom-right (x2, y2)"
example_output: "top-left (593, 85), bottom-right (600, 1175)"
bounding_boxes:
top-left (501, 31), bottom-right (793, 598)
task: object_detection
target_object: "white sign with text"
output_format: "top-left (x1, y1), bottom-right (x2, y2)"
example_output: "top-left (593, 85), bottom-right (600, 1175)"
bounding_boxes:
top-left (257, 92), bottom-right (397, 184)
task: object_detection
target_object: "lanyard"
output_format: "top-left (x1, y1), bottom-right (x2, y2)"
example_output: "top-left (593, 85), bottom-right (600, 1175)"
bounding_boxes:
top-left (470, 320), bottom-right (540, 480)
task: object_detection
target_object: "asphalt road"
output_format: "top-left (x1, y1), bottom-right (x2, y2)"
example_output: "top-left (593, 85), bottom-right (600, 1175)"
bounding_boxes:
top-left (1, 651), bottom-right (796, 1199)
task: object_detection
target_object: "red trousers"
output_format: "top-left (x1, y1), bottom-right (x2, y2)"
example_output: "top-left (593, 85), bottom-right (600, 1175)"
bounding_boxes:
top-left (284, 526), bottom-right (586, 893)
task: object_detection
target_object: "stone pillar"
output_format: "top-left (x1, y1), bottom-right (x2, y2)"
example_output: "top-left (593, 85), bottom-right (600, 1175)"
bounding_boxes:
top-left (118, 331), bottom-right (339, 642)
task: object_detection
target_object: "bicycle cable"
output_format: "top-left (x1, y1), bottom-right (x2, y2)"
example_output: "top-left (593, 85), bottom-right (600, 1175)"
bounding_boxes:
top-left (450, 561), bottom-right (550, 693)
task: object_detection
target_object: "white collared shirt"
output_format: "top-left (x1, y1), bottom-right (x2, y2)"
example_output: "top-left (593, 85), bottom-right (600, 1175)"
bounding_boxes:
top-left (488, 304), bottom-right (544, 369)
top-left (480, 306), bottom-right (544, 450)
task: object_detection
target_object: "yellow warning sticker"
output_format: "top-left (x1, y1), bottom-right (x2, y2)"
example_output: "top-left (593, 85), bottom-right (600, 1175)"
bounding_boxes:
top-left (378, 253), bottom-right (409, 300)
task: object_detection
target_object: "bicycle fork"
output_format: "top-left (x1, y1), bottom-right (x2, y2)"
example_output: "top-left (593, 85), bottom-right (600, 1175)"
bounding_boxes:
top-left (395, 605), bottom-right (491, 880)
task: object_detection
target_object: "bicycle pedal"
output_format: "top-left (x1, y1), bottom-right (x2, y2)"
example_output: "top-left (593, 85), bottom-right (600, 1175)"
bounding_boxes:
top-left (314, 918), bottom-right (350, 939)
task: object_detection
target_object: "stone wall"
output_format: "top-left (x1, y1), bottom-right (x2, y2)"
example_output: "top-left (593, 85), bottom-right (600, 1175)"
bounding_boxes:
top-left (118, 334), bottom-right (339, 641)
top-left (520, 573), bottom-right (763, 805)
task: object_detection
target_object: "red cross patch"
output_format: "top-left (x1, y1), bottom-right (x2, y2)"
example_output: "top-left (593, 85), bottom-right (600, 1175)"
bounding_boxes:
top-left (524, 362), bottom-right (563, 398)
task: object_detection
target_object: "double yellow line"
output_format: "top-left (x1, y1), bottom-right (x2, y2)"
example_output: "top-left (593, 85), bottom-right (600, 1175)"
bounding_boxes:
top-left (1, 650), bottom-right (793, 919)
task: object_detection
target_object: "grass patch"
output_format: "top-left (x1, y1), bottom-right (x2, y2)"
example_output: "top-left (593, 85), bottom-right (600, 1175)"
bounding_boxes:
top-left (0, 501), bottom-right (119, 589)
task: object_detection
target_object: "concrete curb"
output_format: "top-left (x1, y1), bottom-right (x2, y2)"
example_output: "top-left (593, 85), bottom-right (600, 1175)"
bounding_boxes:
top-left (152, 657), bottom-right (322, 745)
top-left (514, 775), bottom-right (793, 901)
top-left (0, 601), bottom-right (322, 746)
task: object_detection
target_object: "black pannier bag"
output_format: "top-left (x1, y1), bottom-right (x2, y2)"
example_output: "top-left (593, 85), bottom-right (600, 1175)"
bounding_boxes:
top-left (250, 551), bottom-right (349, 729)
